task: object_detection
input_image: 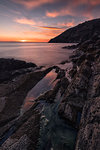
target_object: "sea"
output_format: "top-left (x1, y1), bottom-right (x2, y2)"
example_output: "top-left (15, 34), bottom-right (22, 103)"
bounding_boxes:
top-left (0, 42), bottom-right (74, 66)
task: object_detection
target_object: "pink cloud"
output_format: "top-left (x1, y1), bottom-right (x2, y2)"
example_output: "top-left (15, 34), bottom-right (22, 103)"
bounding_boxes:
top-left (12, 0), bottom-right (54, 9)
top-left (57, 21), bottom-right (75, 28)
top-left (46, 0), bottom-right (100, 19)
top-left (69, 0), bottom-right (100, 7)
top-left (46, 11), bottom-right (60, 18)
top-left (15, 18), bottom-right (36, 25)
top-left (46, 9), bottom-right (72, 18)
top-left (90, 0), bottom-right (100, 6)
top-left (14, 17), bottom-right (64, 30)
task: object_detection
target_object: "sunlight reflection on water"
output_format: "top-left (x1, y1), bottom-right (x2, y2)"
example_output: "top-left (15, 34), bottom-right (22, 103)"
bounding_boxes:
top-left (0, 43), bottom-right (74, 66)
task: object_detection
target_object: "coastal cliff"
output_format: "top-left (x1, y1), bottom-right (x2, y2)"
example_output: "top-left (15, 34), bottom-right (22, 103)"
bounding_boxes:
top-left (49, 18), bottom-right (100, 43)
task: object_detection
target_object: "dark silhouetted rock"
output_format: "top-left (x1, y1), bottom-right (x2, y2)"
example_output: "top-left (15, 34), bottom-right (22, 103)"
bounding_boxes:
top-left (49, 18), bottom-right (100, 43)
top-left (0, 58), bottom-right (37, 83)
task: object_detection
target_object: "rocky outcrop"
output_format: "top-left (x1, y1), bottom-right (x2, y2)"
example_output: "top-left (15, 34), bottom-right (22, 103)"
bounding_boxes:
top-left (75, 46), bottom-right (100, 150)
top-left (59, 59), bottom-right (92, 126)
top-left (0, 58), bottom-right (36, 71)
top-left (58, 38), bottom-right (100, 150)
top-left (0, 58), bottom-right (37, 83)
top-left (49, 18), bottom-right (100, 43)
top-left (0, 64), bottom-right (55, 147)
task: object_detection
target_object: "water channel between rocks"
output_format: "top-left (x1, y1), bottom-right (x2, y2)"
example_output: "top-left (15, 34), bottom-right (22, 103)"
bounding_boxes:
top-left (20, 69), bottom-right (58, 115)
top-left (38, 91), bottom-right (77, 150)
top-left (21, 64), bottom-right (77, 150)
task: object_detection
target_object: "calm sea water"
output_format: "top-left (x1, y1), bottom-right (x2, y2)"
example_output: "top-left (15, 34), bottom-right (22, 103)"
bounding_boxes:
top-left (0, 42), bottom-right (73, 66)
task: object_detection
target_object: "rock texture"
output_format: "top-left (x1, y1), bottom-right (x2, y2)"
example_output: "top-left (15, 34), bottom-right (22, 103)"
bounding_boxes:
top-left (0, 62), bottom-right (55, 149)
top-left (58, 37), bottom-right (100, 149)
top-left (75, 98), bottom-right (100, 150)
top-left (0, 58), bottom-right (37, 83)
top-left (49, 18), bottom-right (100, 43)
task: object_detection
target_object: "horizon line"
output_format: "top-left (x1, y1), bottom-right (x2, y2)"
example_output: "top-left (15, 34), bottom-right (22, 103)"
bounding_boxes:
top-left (0, 41), bottom-right (48, 43)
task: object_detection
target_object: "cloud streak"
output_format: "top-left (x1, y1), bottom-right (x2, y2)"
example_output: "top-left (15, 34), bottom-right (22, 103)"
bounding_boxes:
top-left (46, 0), bottom-right (100, 19)
top-left (46, 9), bottom-right (71, 18)
top-left (15, 18), bottom-right (36, 25)
top-left (37, 26), bottom-right (63, 30)
top-left (14, 17), bottom-right (65, 30)
top-left (12, 0), bottom-right (54, 9)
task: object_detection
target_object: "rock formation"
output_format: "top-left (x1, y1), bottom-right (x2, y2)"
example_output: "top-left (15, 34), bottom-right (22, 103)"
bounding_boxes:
top-left (59, 38), bottom-right (100, 150)
top-left (49, 18), bottom-right (100, 43)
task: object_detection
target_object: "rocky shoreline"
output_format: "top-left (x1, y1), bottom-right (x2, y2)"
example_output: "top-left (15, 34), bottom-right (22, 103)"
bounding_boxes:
top-left (0, 37), bottom-right (100, 150)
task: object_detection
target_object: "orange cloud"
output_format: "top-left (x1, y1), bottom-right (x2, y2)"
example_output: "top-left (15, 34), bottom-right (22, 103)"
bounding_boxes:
top-left (12, 0), bottom-right (54, 9)
top-left (38, 26), bottom-right (63, 30)
top-left (46, 11), bottom-right (60, 18)
top-left (46, 9), bottom-right (71, 18)
top-left (15, 18), bottom-right (36, 25)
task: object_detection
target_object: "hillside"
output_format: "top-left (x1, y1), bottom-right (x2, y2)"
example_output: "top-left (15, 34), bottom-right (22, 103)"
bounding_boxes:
top-left (49, 18), bottom-right (100, 43)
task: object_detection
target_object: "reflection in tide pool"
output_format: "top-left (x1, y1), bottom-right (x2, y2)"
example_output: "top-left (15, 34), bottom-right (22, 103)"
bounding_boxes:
top-left (38, 91), bottom-right (77, 150)
top-left (21, 69), bottom-right (57, 114)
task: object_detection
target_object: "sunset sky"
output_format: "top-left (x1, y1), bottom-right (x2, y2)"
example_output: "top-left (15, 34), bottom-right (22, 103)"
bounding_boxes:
top-left (0, 0), bottom-right (100, 42)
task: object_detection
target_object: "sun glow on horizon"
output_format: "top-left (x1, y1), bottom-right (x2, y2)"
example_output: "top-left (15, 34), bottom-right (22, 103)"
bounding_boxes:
top-left (20, 40), bottom-right (27, 42)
